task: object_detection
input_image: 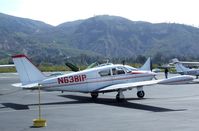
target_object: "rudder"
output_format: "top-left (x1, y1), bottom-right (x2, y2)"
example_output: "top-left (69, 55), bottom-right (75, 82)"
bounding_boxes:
top-left (12, 54), bottom-right (46, 85)
top-left (174, 63), bottom-right (190, 73)
top-left (140, 57), bottom-right (152, 71)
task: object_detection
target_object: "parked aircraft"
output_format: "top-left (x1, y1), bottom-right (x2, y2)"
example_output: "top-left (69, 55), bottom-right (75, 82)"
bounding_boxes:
top-left (172, 58), bottom-right (199, 67)
top-left (65, 62), bottom-right (80, 72)
top-left (172, 58), bottom-right (199, 78)
top-left (12, 54), bottom-right (194, 101)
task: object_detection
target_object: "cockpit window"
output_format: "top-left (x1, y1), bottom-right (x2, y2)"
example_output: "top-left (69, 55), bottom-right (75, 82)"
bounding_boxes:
top-left (123, 65), bottom-right (138, 73)
top-left (99, 69), bottom-right (111, 77)
top-left (112, 67), bottom-right (125, 75)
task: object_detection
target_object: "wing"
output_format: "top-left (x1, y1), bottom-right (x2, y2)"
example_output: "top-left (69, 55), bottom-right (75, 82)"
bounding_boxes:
top-left (98, 75), bottom-right (194, 93)
top-left (0, 64), bottom-right (15, 67)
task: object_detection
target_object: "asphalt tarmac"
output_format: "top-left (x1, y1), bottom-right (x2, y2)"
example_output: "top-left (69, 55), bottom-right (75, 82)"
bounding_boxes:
top-left (1, 72), bottom-right (199, 131)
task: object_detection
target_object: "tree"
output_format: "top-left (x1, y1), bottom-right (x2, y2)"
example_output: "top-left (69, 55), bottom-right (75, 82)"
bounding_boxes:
top-left (136, 55), bottom-right (146, 64)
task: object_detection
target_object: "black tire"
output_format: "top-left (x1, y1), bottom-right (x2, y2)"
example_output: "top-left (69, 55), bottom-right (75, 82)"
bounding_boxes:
top-left (91, 93), bottom-right (98, 99)
top-left (137, 91), bottom-right (145, 98)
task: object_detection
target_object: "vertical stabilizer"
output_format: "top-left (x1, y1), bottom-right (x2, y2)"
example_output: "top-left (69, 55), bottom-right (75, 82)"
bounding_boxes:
top-left (12, 54), bottom-right (46, 85)
top-left (172, 58), bottom-right (190, 74)
top-left (174, 63), bottom-right (190, 73)
top-left (140, 57), bottom-right (152, 71)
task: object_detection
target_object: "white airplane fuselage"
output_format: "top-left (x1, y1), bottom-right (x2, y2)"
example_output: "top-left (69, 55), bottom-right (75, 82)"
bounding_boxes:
top-left (12, 54), bottom-right (194, 100)
top-left (40, 65), bottom-right (155, 93)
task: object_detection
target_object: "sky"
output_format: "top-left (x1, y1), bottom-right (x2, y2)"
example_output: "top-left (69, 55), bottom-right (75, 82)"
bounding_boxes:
top-left (0, 0), bottom-right (199, 26)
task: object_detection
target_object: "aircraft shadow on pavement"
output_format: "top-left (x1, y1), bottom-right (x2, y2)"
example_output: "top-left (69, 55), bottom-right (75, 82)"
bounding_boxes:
top-left (1, 103), bottom-right (29, 110)
top-left (59, 95), bottom-right (186, 112)
top-left (0, 99), bottom-right (93, 111)
top-left (0, 100), bottom-right (87, 110)
top-left (0, 95), bottom-right (186, 112)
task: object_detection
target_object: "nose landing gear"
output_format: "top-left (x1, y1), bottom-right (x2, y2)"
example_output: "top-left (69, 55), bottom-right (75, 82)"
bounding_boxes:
top-left (91, 92), bottom-right (98, 99)
top-left (137, 91), bottom-right (145, 98)
top-left (137, 86), bottom-right (145, 98)
top-left (116, 90), bottom-right (125, 102)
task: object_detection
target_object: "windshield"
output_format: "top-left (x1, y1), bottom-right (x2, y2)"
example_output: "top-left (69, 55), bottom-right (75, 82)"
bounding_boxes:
top-left (123, 65), bottom-right (138, 72)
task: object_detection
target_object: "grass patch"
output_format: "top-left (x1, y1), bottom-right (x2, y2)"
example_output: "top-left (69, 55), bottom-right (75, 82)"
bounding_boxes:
top-left (0, 67), bottom-right (16, 73)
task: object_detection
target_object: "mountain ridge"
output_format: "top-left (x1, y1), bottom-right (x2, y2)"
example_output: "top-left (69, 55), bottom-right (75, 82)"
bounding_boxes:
top-left (0, 13), bottom-right (199, 64)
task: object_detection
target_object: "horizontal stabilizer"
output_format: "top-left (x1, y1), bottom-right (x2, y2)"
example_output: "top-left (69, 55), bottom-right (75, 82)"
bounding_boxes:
top-left (0, 64), bottom-right (15, 68)
top-left (12, 83), bottom-right (40, 89)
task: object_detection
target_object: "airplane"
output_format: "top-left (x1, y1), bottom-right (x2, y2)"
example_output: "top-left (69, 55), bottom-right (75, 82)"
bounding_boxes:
top-left (172, 58), bottom-right (199, 78)
top-left (12, 54), bottom-right (194, 102)
top-left (172, 58), bottom-right (199, 67)
top-left (65, 62), bottom-right (80, 72)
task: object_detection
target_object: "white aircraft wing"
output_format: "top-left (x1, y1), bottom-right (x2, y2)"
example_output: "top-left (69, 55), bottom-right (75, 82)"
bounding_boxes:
top-left (180, 62), bottom-right (199, 67)
top-left (98, 75), bottom-right (194, 92)
top-left (172, 58), bottom-right (199, 67)
top-left (0, 64), bottom-right (15, 67)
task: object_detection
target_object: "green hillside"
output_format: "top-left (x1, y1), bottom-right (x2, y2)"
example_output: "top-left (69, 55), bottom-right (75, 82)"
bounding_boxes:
top-left (1, 13), bottom-right (199, 65)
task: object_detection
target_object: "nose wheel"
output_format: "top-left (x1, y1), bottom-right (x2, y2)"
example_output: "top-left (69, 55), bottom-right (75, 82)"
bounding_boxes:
top-left (137, 91), bottom-right (145, 98)
top-left (116, 90), bottom-right (125, 102)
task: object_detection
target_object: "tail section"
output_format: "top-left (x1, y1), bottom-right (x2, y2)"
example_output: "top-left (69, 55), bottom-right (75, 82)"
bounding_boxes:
top-left (140, 57), bottom-right (152, 71)
top-left (174, 63), bottom-right (190, 73)
top-left (172, 58), bottom-right (190, 73)
top-left (12, 54), bottom-right (46, 85)
top-left (172, 58), bottom-right (180, 63)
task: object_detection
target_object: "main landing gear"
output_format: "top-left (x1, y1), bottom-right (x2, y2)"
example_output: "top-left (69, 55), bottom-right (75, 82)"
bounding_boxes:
top-left (115, 87), bottom-right (145, 102)
top-left (90, 87), bottom-right (145, 102)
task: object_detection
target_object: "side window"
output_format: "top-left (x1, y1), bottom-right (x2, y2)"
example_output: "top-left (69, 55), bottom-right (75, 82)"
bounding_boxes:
top-left (117, 69), bottom-right (125, 74)
top-left (99, 69), bottom-right (111, 77)
top-left (112, 68), bottom-right (117, 75)
top-left (112, 67), bottom-right (125, 75)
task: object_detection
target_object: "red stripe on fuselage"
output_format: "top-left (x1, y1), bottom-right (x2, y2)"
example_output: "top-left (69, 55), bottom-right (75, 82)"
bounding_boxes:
top-left (131, 71), bottom-right (146, 74)
top-left (44, 73), bottom-right (154, 88)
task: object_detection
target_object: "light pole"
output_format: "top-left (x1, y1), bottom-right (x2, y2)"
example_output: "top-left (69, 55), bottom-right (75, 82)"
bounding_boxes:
top-left (33, 84), bottom-right (47, 127)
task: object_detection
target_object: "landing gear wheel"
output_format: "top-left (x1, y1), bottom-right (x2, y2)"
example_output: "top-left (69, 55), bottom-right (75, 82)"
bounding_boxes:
top-left (137, 91), bottom-right (145, 98)
top-left (91, 93), bottom-right (98, 99)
